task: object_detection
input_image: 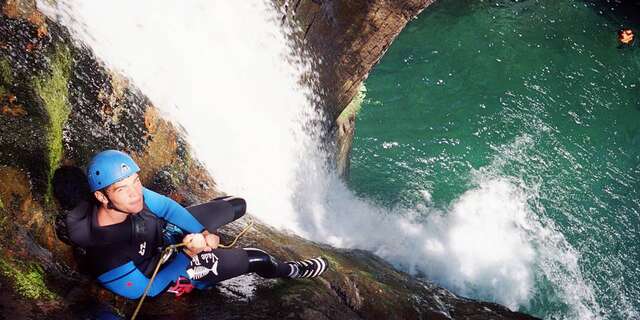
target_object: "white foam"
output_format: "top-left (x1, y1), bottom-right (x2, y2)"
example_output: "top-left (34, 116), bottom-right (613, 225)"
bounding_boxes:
top-left (294, 167), bottom-right (539, 309)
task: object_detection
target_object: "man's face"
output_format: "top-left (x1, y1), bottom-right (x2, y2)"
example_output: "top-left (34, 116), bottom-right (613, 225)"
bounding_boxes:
top-left (103, 173), bottom-right (144, 213)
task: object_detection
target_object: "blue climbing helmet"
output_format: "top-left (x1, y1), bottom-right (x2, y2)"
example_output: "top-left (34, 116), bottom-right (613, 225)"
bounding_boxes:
top-left (87, 150), bottom-right (140, 192)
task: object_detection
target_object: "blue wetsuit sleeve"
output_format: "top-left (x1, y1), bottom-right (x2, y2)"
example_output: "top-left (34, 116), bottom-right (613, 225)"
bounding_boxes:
top-left (97, 252), bottom-right (191, 299)
top-left (143, 187), bottom-right (204, 233)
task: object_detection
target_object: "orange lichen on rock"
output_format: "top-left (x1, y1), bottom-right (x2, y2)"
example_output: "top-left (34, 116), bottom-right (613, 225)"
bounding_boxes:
top-left (3, 0), bottom-right (36, 20)
top-left (136, 106), bottom-right (179, 179)
top-left (2, 0), bottom-right (22, 18)
top-left (41, 223), bottom-right (72, 262)
top-left (27, 11), bottom-right (48, 38)
top-left (25, 42), bottom-right (35, 52)
top-left (0, 167), bottom-right (31, 208)
top-left (36, 24), bottom-right (48, 38)
top-left (167, 191), bottom-right (186, 204)
top-left (1, 104), bottom-right (27, 117)
top-left (139, 106), bottom-right (219, 201)
top-left (0, 167), bottom-right (42, 231)
top-left (3, 0), bottom-right (48, 39)
top-left (1, 94), bottom-right (27, 117)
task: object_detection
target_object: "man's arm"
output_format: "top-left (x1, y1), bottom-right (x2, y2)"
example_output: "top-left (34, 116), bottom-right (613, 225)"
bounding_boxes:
top-left (143, 187), bottom-right (204, 233)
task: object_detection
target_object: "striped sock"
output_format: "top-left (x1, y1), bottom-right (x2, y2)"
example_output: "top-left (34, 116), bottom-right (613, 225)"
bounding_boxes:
top-left (286, 257), bottom-right (327, 278)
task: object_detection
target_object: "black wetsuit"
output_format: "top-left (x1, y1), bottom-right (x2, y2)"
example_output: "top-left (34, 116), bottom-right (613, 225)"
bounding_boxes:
top-left (65, 187), bottom-right (291, 299)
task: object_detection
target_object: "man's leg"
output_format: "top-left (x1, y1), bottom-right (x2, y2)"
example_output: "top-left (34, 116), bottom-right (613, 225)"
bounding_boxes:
top-left (185, 248), bottom-right (328, 283)
top-left (245, 248), bottom-right (294, 278)
top-left (186, 196), bottom-right (246, 231)
top-left (244, 248), bottom-right (327, 279)
top-left (186, 248), bottom-right (249, 283)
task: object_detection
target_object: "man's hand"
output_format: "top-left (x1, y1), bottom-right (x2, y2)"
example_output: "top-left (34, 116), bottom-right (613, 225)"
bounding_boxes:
top-left (202, 230), bottom-right (220, 251)
top-left (183, 233), bottom-right (207, 257)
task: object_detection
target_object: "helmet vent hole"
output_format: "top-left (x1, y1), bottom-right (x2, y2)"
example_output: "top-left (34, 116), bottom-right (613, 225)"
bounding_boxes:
top-left (96, 171), bottom-right (100, 176)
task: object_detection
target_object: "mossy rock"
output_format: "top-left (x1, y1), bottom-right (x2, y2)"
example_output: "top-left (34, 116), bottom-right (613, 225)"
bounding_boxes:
top-left (0, 258), bottom-right (58, 301)
top-left (32, 44), bottom-right (72, 202)
top-left (0, 57), bottom-right (13, 84)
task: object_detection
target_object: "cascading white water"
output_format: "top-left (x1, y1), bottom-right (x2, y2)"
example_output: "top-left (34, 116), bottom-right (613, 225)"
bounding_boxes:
top-left (42, 0), bottom-right (319, 231)
top-left (41, 1), bottom-right (598, 316)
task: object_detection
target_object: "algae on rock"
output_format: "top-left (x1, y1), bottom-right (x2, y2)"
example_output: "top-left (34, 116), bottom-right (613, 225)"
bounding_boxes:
top-left (0, 58), bottom-right (13, 84)
top-left (32, 44), bottom-right (72, 201)
top-left (0, 58), bottom-right (13, 98)
top-left (0, 258), bottom-right (58, 301)
top-left (335, 84), bottom-right (366, 178)
top-left (337, 84), bottom-right (366, 125)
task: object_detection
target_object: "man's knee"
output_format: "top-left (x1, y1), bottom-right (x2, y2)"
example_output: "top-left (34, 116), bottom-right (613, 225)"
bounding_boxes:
top-left (187, 196), bottom-right (246, 231)
top-left (244, 248), bottom-right (278, 278)
top-left (214, 196), bottom-right (246, 220)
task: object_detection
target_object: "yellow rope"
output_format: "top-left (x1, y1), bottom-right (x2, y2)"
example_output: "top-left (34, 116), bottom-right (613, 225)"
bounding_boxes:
top-left (130, 219), bottom-right (254, 320)
top-left (130, 243), bottom-right (185, 320)
top-left (218, 218), bottom-right (254, 249)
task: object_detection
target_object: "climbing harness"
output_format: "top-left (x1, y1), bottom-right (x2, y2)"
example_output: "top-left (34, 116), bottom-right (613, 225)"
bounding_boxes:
top-left (166, 276), bottom-right (193, 296)
top-left (130, 218), bottom-right (254, 320)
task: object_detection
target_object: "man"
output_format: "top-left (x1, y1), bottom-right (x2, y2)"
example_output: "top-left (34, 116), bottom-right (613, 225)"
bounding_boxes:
top-left (61, 150), bottom-right (327, 299)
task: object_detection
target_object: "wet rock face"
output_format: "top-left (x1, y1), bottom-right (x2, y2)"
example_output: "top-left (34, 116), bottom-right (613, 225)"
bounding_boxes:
top-left (0, 0), bottom-right (217, 198)
top-left (274, 0), bottom-right (436, 177)
top-left (0, 0), bottom-right (220, 316)
top-left (274, 0), bottom-right (436, 120)
top-left (0, 1), bottom-right (539, 319)
top-left (0, 1), bottom-right (59, 198)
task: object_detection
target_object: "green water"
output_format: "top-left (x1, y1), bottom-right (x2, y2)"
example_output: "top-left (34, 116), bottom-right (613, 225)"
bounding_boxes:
top-left (350, 0), bottom-right (640, 319)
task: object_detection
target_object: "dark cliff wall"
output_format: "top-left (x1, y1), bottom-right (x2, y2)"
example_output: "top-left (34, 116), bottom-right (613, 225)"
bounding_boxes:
top-left (274, 0), bottom-right (435, 120)
top-left (273, 0), bottom-right (435, 177)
